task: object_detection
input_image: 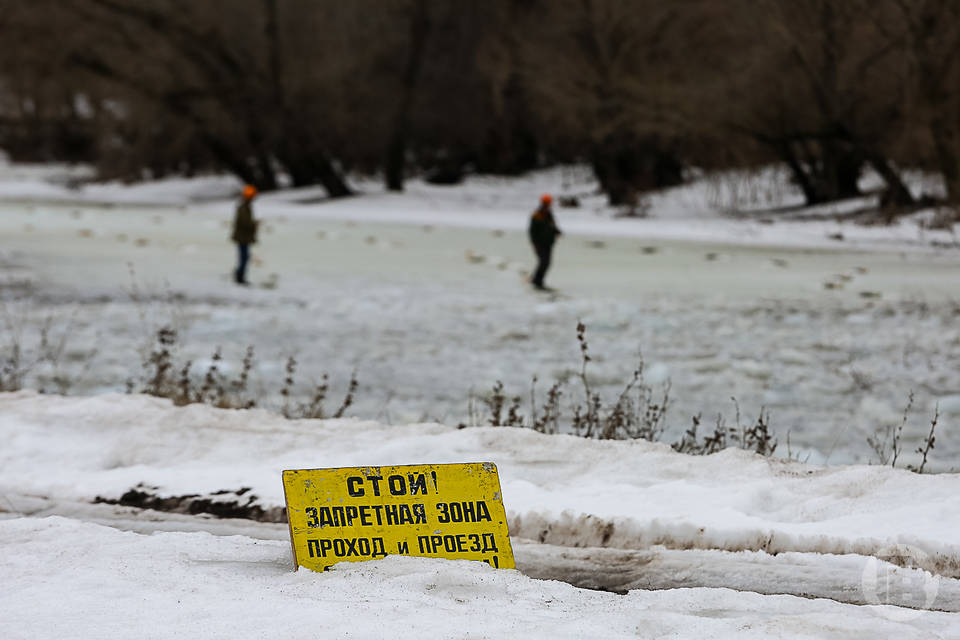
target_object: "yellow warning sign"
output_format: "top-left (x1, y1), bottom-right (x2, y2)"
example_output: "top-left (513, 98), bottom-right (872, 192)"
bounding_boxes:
top-left (282, 462), bottom-right (515, 571)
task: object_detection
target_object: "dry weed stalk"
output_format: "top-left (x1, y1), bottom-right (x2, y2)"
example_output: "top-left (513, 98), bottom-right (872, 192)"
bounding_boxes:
top-left (136, 328), bottom-right (350, 418)
top-left (909, 404), bottom-right (939, 474)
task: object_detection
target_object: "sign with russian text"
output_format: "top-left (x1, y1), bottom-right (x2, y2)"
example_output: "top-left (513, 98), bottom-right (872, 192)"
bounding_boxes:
top-left (282, 462), bottom-right (515, 571)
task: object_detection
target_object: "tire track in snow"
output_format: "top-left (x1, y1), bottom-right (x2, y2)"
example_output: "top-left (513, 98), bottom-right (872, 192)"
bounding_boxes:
top-left (4, 494), bottom-right (957, 613)
top-left (509, 510), bottom-right (960, 580)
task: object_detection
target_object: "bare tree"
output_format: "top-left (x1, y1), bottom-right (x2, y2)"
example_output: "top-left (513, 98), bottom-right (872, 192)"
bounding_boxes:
top-left (383, 0), bottom-right (432, 191)
top-left (723, 0), bottom-right (914, 207)
top-left (56, 0), bottom-right (352, 195)
top-left (522, 0), bottom-right (716, 205)
top-left (882, 0), bottom-right (960, 206)
top-left (0, 0), bottom-right (955, 212)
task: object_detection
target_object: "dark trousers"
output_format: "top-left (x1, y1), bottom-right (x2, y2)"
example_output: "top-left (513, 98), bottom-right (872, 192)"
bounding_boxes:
top-left (531, 242), bottom-right (553, 288)
top-left (235, 243), bottom-right (250, 283)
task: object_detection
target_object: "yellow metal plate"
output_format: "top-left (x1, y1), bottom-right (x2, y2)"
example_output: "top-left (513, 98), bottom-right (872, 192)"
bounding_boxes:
top-left (282, 462), bottom-right (515, 571)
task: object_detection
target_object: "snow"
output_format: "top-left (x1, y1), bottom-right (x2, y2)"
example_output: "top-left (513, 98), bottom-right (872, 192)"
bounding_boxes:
top-left (0, 159), bottom-right (959, 470)
top-left (3, 518), bottom-right (952, 640)
top-left (1, 159), bottom-right (960, 636)
top-left (1, 392), bottom-right (958, 638)
top-left (2, 392), bottom-right (958, 570)
top-left (0, 157), bottom-right (956, 251)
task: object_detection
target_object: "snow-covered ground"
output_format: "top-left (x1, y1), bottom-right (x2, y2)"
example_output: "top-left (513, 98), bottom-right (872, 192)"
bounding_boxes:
top-left (2, 518), bottom-right (954, 639)
top-left (3, 159), bottom-right (960, 637)
top-left (2, 392), bottom-right (957, 638)
top-left (1, 160), bottom-right (958, 468)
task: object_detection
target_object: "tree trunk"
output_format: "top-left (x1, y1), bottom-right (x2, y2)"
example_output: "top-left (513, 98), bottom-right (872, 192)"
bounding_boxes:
top-left (384, 131), bottom-right (407, 193)
top-left (476, 15), bottom-right (539, 176)
top-left (262, 0), bottom-right (350, 197)
top-left (252, 152), bottom-right (278, 191)
top-left (773, 139), bottom-right (863, 206)
top-left (776, 141), bottom-right (821, 205)
top-left (385, 0), bottom-right (431, 192)
top-left (823, 141), bottom-right (862, 201)
top-left (311, 153), bottom-right (353, 197)
top-left (931, 118), bottom-right (960, 204)
top-left (864, 152), bottom-right (914, 208)
top-left (592, 136), bottom-right (684, 206)
top-left (591, 139), bottom-right (632, 206)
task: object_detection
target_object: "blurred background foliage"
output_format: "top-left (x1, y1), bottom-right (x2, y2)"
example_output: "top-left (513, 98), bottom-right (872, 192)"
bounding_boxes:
top-left (0, 0), bottom-right (958, 211)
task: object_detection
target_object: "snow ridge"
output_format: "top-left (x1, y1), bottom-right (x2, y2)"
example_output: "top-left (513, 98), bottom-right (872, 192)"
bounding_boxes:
top-left (510, 510), bottom-right (958, 578)
top-left (2, 392), bottom-right (959, 581)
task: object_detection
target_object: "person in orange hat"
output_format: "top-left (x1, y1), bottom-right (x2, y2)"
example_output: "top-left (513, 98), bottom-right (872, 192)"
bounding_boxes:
top-left (231, 184), bottom-right (259, 285)
top-left (528, 193), bottom-right (562, 290)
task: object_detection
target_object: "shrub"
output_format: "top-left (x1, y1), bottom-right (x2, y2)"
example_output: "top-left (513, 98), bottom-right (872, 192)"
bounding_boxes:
top-left (467, 322), bottom-right (778, 458)
top-left (134, 327), bottom-right (357, 418)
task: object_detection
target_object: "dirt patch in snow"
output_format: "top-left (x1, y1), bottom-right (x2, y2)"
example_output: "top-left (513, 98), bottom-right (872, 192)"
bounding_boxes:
top-left (94, 485), bottom-right (287, 523)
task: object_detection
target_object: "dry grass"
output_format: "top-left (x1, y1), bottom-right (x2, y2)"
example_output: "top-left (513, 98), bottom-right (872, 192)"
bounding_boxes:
top-left (465, 322), bottom-right (778, 458)
top-left (867, 391), bottom-right (941, 473)
top-left (134, 326), bottom-right (358, 419)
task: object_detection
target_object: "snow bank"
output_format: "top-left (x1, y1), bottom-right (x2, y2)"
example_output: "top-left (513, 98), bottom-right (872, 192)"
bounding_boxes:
top-left (2, 392), bottom-right (959, 577)
top-left (0, 158), bottom-right (239, 205)
top-left (0, 516), bottom-right (953, 639)
top-left (1, 158), bottom-right (955, 251)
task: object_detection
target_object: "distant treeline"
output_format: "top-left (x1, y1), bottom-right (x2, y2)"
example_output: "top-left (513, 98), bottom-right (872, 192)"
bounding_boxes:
top-left (1, 0), bottom-right (958, 210)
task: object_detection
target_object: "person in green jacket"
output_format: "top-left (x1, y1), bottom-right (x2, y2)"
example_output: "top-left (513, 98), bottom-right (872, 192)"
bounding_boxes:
top-left (231, 184), bottom-right (259, 285)
top-left (528, 193), bottom-right (562, 290)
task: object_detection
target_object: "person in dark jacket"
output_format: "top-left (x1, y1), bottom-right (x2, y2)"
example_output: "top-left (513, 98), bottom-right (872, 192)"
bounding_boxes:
top-left (528, 193), bottom-right (562, 290)
top-left (231, 184), bottom-right (259, 285)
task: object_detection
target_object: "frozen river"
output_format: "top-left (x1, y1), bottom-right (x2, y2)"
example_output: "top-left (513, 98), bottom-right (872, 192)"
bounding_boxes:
top-left (1, 193), bottom-right (959, 469)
